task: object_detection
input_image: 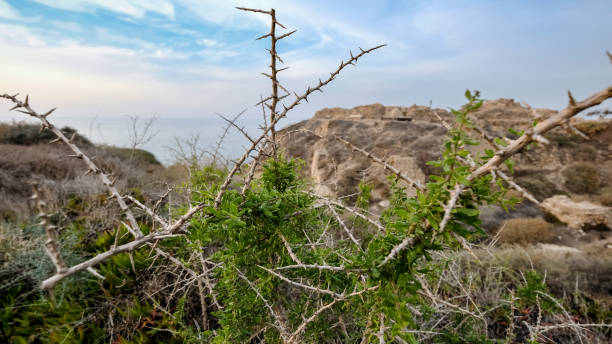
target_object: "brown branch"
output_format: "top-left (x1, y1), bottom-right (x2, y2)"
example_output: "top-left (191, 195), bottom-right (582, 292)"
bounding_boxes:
top-left (213, 43), bottom-right (385, 208)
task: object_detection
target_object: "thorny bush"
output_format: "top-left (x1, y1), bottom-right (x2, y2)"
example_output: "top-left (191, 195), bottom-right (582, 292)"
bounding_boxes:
top-left (1, 7), bottom-right (611, 344)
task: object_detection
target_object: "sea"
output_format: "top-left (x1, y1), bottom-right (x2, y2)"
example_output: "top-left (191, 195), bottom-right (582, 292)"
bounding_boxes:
top-left (5, 115), bottom-right (270, 165)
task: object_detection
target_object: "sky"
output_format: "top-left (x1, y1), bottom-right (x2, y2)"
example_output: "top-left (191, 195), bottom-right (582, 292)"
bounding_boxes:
top-left (0, 0), bottom-right (611, 161)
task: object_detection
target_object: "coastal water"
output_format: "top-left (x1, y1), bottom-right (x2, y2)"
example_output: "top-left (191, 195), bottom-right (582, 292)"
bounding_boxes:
top-left (6, 115), bottom-right (266, 165)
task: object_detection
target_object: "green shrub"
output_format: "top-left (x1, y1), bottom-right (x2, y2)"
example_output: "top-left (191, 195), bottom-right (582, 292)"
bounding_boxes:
top-left (102, 146), bottom-right (161, 165)
top-left (562, 162), bottom-right (600, 194)
top-left (0, 121), bottom-right (91, 146)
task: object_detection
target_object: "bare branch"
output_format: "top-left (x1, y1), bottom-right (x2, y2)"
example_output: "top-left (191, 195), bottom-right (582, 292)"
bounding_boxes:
top-left (305, 191), bottom-right (385, 233)
top-left (1, 93), bottom-right (144, 239)
top-left (279, 233), bottom-right (302, 265)
top-left (468, 85), bottom-right (612, 181)
top-left (328, 204), bottom-right (362, 249)
top-left (235, 267), bottom-right (290, 340)
top-left (297, 129), bottom-right (424, 191)
top-left (32, 183), bottom-right (67, 274)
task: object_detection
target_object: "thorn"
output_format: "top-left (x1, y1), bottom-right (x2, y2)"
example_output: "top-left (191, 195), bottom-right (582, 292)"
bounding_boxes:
top-left (277, 66), bottom-right (289, 72)
top-left (350, 50), bottom-right (354, 59)
top-left (48, 138), bottom-right (61, 144)
top-left (24, 95), bottom-right (29, 106)
top-left (567, 90), bottom-right (576, 107)
top-left (69, 133), bottom-right (76, 142)
top-left (9, 104), bottom-right (21, 111)
top-left (607, 51), bottom-right (612, 64)
top-left (42, 107), bottom-right (56, 117)
top-left (532, 134), bottom-right (550, 145)
top-left (16, 109), bottom-right (30, 115)
top-left (256, 33), bottom-right (272, 40)
top-left (277, 29), bottom-right (296, 40)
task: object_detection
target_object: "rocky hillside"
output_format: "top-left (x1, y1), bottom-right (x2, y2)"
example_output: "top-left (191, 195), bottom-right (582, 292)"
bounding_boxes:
top-left (279, 99), bottom-right (612, 234)
top-left (0, 122), bottom-right (183, 222)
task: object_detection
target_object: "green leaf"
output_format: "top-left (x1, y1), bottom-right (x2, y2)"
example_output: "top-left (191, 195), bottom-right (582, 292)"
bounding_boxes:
top-left (504, 159), bottom-right (515, 174)
top-left (494, 137), bottom-right (508, 147)
top-left (455, 207), bottom-right (479, 217)
top-left (464, 89), bottom-right (472, 100)
top-left (508, 127), bottom-right (524, 137)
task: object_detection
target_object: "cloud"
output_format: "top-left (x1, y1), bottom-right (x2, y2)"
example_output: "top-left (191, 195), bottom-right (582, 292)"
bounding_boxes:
top-left (50, 21), bottom-right (82, 32)
top-left (30, 0), bottom-right (175, 19)
top-left (197, 38), bottom-right (221, 48)
top-left (0, 0), bottom-right (20, 19)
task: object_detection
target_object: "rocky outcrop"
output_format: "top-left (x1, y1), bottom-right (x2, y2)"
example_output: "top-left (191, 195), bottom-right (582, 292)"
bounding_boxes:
top-left (279, 100), bottom-right (612, 213)
top-left (542, 195), bottom-right (612, 231)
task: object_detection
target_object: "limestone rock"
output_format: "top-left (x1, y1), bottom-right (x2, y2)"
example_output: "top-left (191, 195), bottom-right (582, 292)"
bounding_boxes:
top-left (278, 101), bottom-right (612, 213)
top-left (542, 195), bottom-right (612, 230)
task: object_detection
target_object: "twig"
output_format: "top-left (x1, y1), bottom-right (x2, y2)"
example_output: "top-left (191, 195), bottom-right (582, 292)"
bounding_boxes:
top-left (297, 129), bottom-right (424, 191)
top-left (32, 184), bottom-right (67, 273)
top-left (328, 204), bottom-right (362, 249)
top-left (235, 267), bottom-right (290, 340)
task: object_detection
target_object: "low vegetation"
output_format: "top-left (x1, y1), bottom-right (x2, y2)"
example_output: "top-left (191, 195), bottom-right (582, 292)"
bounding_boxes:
top-left (562, 162), bottom-right (601, 194)
top-left (496, 218), bottom-right (552, 245)
top-left (0, 7), bottom-right (611, 344)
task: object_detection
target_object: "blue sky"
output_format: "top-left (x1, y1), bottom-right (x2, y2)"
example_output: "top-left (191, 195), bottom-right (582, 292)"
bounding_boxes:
top-left (1, 0), bottom-right (611, 125)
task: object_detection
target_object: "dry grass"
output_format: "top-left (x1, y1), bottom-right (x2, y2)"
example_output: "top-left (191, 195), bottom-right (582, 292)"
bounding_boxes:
top-left (562, 162), bottom-right (601, 194)
top-left (574, 120), bottom-right (611, 136)
top-left (496, 217), bottom-right (552, 245)
top-left (515, 174), bottom-right (562, 200)
top-left (485, 245), bottom-right (612, 302)
top-left (597, 186), bottom-right (612, 206)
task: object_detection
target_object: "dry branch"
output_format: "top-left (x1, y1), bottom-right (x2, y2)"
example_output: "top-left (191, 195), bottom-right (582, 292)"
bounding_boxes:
top-left (31, 184), bottom-right (67, 274)
top-left (295, 129), bottom-right (424, 191)
top-left (1, 94), bottom-right (143, 239)
top-left (468, 85), bottom-right (612, 181)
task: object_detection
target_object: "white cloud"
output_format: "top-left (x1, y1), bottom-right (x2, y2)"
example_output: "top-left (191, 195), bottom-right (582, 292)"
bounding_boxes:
top-left (197, 38), bottom-right (221, 47)
top-left (30, 0), bottom-right (175, 19)
top-left (0, 0), bottom-right (20, 19)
